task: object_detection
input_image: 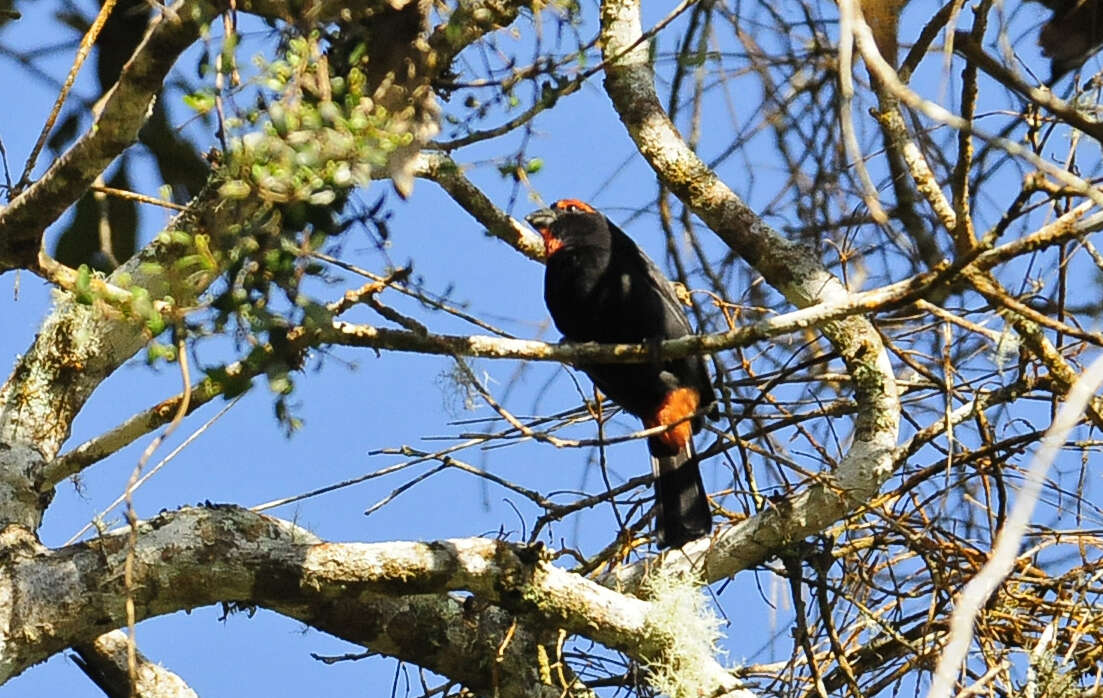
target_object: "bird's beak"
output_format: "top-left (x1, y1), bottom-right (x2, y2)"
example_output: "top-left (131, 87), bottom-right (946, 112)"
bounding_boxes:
top-left (525, 208), bottom-right (558, 231)
top-left (526, 208), bottom-right (564, 258)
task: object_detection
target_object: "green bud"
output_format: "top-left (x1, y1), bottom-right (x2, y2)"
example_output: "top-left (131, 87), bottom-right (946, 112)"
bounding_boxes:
top-left (147, 341), bottom-right (177, 363)
top-left (319, 101), bottom-right (341, 125)
top-left (145, 310), bottom-right (166, 336)
top-left (219, 180), bottom-right (252, 199)
top-left (75, 264), bottom-right (93, 304)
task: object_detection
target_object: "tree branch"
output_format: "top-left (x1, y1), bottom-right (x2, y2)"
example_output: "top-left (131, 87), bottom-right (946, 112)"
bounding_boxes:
top-left (0, 0), bottom-right (465, 273)
top-left (0, 506), bottom-right (749, 697)
top-left (951, 32), bottom-right (1103, 143)
top-left (40, 262), bottom-right (944, 494)
top-left (71, 630), bottom-right (198, 698)
top-left (413, 153), bottom-right (546, 261)
top-left (316, 264), bottom-right (931, 361)
top-left (2, 0), bottom-right (490, 525)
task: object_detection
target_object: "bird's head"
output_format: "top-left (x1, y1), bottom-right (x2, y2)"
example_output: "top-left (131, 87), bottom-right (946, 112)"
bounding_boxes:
top-left (525, 199), bottom-right (606, 258)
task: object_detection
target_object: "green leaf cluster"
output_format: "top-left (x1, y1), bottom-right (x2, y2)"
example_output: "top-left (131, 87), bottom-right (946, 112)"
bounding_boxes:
top-left (218, 32), bottom-right (415, 208)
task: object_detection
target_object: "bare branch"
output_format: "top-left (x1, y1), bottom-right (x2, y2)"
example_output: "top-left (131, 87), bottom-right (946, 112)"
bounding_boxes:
top-left (928, 354), bottom-right (1103, 698)
top-left (413, 153), bottom-right (546, 261)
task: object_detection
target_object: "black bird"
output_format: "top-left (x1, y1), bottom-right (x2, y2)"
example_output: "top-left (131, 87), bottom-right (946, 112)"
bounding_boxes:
top-left (1034, 0), bottom-right (1103, 81)
top-left (526, 199), bottom-right (715, 548)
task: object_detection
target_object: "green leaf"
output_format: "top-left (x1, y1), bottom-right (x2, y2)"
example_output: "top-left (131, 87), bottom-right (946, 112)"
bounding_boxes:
top-left (183, 90), bottom-right (216, 114)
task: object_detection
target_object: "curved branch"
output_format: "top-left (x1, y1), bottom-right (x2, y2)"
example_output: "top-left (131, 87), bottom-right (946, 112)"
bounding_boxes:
top-left (43, 194), bottom-right (1102, 495)
top-left (597, 0), bottom-right (900, 587)
top-left (1, 0), bottom-right (468, 526)
top-left (39, 267), bottom-right (906, 492)
top-left (0, 506), bottom-right (748, 697)
top-left (0, 179), bottom-right (267, 502)
top-left (42, 366), bottom-right (248, 489)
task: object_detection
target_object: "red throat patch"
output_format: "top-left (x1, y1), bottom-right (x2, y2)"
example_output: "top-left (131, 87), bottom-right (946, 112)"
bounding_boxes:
top-left (644, 387), bottom-right (700, 451)
top-left (540, 228), bottom-right (564, 257)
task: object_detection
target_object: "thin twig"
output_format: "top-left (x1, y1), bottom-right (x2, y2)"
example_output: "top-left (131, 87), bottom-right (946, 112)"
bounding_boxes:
top-left (123, 334), bottom-right (191, 696)
top-left (16, 0), bottom-right (118, 191)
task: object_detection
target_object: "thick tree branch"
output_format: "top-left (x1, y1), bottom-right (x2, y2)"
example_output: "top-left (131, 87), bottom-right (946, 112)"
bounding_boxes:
top-left (0, 179), bottom-right (268, 529)
top-left (0, 506), bottom-right (748, 697)
top-left (1, 0), bottom-right (482, 527)
top-left (0, 0), bottom-right (461, 273)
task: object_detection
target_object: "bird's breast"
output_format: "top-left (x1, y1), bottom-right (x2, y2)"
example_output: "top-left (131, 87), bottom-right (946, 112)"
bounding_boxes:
top-left (544, 255), bottom-right (628, 341)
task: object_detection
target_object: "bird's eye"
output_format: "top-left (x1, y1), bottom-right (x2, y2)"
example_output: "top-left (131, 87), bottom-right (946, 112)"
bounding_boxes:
top-left (565, 204), bottom-right (580, 212)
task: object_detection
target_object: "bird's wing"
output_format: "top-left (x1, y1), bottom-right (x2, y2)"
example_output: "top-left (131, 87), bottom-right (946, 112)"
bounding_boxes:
top-left (607, 220), bottom-right (694, 339)
top-left (606, 219), bottom-right (717, 414)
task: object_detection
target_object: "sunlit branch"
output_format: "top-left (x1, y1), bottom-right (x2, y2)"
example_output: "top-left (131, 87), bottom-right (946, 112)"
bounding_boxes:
top-left (412, 152), bottom-right (546, 261)
top-left (4, 505), bottom-right (751, 697)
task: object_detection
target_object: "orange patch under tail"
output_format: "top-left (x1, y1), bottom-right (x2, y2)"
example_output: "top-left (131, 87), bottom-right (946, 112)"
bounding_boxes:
top-left (644, 387), bottom-right (700, 452)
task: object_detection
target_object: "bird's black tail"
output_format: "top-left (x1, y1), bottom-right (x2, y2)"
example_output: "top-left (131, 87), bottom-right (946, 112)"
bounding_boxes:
top-left (648, 438), bottom-right (711, 549)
